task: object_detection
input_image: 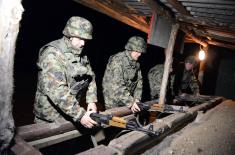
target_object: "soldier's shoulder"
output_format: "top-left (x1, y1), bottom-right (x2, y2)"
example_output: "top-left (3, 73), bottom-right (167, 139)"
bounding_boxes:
top-left (109, 52), bottom-right (124, 62)
top-left (41, 46), bottom-right (64, 58)
top-left (113, 51), bottom-right (125, 58)
top-left (149, 64), bottom-right (164, 73)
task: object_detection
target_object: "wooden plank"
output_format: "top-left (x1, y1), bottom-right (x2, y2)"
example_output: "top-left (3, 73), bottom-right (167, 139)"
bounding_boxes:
top-left (177, 14), bottom-right (235, 30)
top-left (207, 40), bottom-right (235, 50)
top-left (186, 7), bottom-right (235, 16)
top-left (162, 0), bottom-right (191, 15)
top-left (10, 136), bottom-right (42, 155)
top-left (194, 28), bottom-right (235, 44)
top-left (181, 28), bottom-right (208, 47)
top-left (17, 119), bottom-right (76, 141)
top-left (28, 130), bottom-right (82, 149)
top-left (17, 106), bottom-right (134, 142)
top-left (179, 0), bottom-right (235, 5)
top-left (140, 0), bottom-right (173, 21)
top-left (191, 12), bottom-right (235, 21)
top-left (206, 29), bottom-right (235, 39)
top-left (182, 2), bottom-right (235, 10)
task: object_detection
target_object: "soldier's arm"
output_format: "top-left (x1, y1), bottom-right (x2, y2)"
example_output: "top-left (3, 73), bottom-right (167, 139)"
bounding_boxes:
top-left (134, 70), bottom-right (143, 100)
top-left (85, 60), bottom-right (98, 104)
top-left (148, 67), bottom-right (162, 99)
top-left (110, 59), bottom-right (135, 107)
top-left (39, 48), bottom-right (85, 122)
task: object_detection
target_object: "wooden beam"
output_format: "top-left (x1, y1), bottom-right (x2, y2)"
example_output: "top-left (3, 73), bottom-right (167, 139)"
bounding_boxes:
top-left (159, 23), bottom-right (180, 106)
top-left (10, 136), bottom-right (42, 155)
top-left (17, 106), bottom-right (134, 142)
top-left (186, 7), bottom-right (235, 16)
top-left (73, 0), bottom-right (149, 33)
top-left (180, 22), bottom-right (235, 36)
top-left (163, 0), bottom-right (191, 16)
top-left (182, 2), bottom-right (235, 10)
top-left (194, 28), bottom-right (235, 44)
top-left (177, 14), bottom-right (235, 31)
top-left (207, 40), bottom-right (235, 50)
top-left (191, 12), bottom-right (235, 21)
top-left (181, 25), bottom-right (208, 47)
top-left (184, 36), bottom-right (195, 43)
top-left (206, 29), bottom-right (235, 38)
top-left (193, 16), bottom-right (235, 24)
top-left (184, 34), bottom-right (235, 50)
top-left (28, 130), bottom-right (82, 149)
top-left (178, 0), bottom-right (235, 5)
top-left (139, 0), bottom-right (173, 20)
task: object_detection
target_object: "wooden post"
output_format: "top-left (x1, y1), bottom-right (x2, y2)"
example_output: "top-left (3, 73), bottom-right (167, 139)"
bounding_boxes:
top-left (159, 23), bottom-right (180, 106)
top-left (0, 0), bottom-right (23, 152)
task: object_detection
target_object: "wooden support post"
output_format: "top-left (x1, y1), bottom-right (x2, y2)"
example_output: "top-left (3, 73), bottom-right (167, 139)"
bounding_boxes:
top-left (159, 23), bottom-right (180, 106)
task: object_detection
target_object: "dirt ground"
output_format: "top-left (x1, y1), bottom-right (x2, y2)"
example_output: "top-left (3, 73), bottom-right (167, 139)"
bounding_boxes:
top-left (143, 100), bottom-right (235, 155)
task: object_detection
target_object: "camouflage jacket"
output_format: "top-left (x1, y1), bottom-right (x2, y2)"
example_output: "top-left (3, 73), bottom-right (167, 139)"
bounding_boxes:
top-left (34, 37), bottom-right (97, 123)
top-left (173, 63), bottom-right (199, 95)
top-left (102, 51), bottom-right (143, 109)
top-left (148, 64), bottom-right (174, 100)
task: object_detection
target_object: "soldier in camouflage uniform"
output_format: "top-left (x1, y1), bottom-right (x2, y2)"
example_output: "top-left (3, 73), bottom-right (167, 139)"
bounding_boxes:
top-left (102, 36), bottom-right (147, 113)
top-left (173, 56), bottom-right (200, 96)
top-left (148, 64), bottom-right (175, 100)
top-left (34, 16), bottom-right (97, 128)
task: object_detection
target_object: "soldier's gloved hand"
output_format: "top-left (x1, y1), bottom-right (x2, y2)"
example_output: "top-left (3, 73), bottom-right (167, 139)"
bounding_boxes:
top-left (80, 111), bottom-right (97, 128)
top-left (87, 102), bottom-right (97, 113)
top-left (131, 99), bottom-right (141, 113)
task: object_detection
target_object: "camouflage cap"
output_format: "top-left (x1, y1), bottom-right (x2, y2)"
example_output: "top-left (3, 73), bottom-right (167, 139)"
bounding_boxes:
top-left (185, 56), bottom-right (198, 66)
top-left (125, 36), bottom-right (147, 53)
top-left (63, 16), bottom-right (93, 40)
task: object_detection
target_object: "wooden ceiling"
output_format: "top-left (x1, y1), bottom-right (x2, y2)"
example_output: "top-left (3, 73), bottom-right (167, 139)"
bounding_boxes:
top-left (74, 0), bottom-right (235, 50)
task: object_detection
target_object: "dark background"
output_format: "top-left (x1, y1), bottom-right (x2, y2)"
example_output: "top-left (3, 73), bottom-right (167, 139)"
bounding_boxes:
top-left (13, 0), bottom-right (235, 126)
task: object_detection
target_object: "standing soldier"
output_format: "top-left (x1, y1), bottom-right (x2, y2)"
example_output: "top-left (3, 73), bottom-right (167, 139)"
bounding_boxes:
top-left (173, 56), bottom-right (200, 96)
top-left (102, 36), bottom-right (147, 113)
top-left (34, 16), bottom-right (97, 128)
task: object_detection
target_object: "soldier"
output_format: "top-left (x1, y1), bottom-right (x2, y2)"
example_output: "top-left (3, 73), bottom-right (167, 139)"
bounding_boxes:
top-left (34, 16), bottom-right (97, 128)
top-left (148, 64), bottom-right (174, 101)
top-left (173, 56), bottom-right (200, 96)
top-left (102, 36), bottom-right (147, 113)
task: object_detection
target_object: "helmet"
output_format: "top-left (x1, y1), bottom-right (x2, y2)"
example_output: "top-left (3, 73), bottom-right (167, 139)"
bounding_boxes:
top-left (63, 16), bottom-right (93, 40)
top-left (125, 36), bottom-right (147, 53)
top-left (185, 56), bottom-right (198, 66)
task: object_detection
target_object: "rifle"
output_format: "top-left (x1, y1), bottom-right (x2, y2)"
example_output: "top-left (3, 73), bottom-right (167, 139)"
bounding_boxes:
top-left (90, 113), bottom-right (158, 136)
top-left (137, 101), bottom-right (188, 113)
